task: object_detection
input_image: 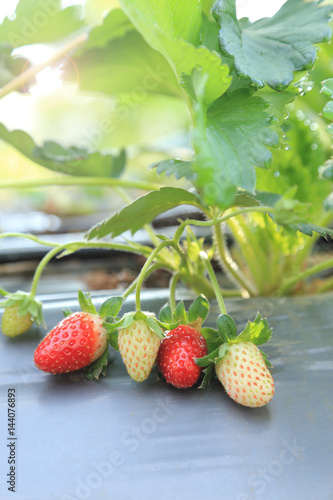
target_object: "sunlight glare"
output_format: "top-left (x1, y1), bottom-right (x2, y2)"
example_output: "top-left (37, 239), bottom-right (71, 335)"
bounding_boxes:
top-left (30, 67), bottom-right (64, 97)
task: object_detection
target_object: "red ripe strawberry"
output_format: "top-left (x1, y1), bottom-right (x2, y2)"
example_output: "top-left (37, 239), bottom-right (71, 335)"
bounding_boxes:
top-left (34, 312), bottom-right (108, 374)
top-left (157, 325), bottom-right (207, 389)
top-left (215, 342), bottom-right (275, 407)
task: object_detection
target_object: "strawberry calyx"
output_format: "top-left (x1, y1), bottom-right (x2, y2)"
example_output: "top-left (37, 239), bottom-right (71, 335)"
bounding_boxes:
top-left (195, 311), bottom-right (273, 388)
top-left (103, 309), bottom-right (167, 356)
top-left (159, 295), bottom-right (210, 332)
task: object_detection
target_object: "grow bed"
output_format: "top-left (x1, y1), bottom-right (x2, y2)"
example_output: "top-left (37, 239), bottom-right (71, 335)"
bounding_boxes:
top-left (0, 290), bottom-right (332, 500)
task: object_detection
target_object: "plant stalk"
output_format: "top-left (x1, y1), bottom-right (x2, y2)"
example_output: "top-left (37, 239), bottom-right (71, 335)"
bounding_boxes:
top-left (0, 177), bottom-right (163, 192)
top-left (0, 32), bottom-right (88, 99)
top-left (276, 257), bottom-right (333, 296)
top-left (199, 251), bottom-right (227, 314)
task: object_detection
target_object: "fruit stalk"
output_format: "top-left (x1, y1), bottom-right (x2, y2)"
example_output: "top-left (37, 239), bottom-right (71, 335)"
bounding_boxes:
top-left (199, 251), bottom-right (227, 315)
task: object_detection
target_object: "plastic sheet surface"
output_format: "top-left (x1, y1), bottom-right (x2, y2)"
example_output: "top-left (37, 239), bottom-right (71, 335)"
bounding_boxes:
top-left (1, 291), bottom-right (332, 500)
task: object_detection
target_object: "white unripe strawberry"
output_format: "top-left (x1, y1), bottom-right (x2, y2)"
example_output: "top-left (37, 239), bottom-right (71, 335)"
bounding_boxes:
top-left (215, 342), bottom-right (275, 407)
top-left (118, 319), bottom-right (161, 382)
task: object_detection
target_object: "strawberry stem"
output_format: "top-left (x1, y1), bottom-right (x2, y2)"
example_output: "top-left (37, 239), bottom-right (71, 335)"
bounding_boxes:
top-left (214, 223), bottom-right (256, 296)
top-left (121, 263), bottom-right (163, 300)
top-left (0, 176), bottom-right (163, 193)
top-left (199, 251), bottom-right (227, 315)
top-left (135, 240), bottom-right (173, 310)
top-left (169, 272), bottom-right (180, 314)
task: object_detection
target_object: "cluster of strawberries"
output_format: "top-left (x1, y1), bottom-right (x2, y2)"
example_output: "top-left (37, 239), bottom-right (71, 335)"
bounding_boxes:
top-left (32, 293), bottom-right (275, 408)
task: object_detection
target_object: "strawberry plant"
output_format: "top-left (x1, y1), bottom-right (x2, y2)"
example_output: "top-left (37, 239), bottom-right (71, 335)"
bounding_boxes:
top-left (0, 0), bottom-right (333, 407)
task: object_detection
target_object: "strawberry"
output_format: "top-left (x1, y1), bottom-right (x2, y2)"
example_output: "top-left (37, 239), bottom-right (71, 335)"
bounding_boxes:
top-left (1, 305), bottom-right (34, 337)
top-left (118, 319), bottom-right (161, 382)
top-left (215, 342), bottom-right (275, 408)
top-left (34, 312), bottom-right (108, 374)
top-left (1, 291), bottom-right (45, 337)
top-left (157, 325), bottom-right (207, 389)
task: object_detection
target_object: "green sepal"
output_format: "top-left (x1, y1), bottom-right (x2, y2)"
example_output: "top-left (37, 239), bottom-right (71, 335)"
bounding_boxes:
top-left (194, 346), bottom-right (221, 367)
top-left (195, 342), bottom-right (229, 367)
top-left (159, 303), bottom-right (173, 324)
top-left (154, 318), bottom-right (179, 331)
top-left (108, 331), bottom-right (119, 352)
top-left (198, 363), bottom-right (215, 389)
top-left (214, 343), bottom-right (229, 364)
top-left (200, 327), bottom-right (221, 352)
top-left (217, 314), bottom-right (237, 343)
top-left (131, 310), bottom-right (165, 339)
top-left (104, 312), bottom-right (135, 334)
top-left (260, 350), bottom-right (273, 368)
top-left (83, 347), bottom-right (110, 380)
top-left (78, 290), bottom-right (97, 315)
top-left (62, 308), bottom-right (73, 318)
top-left (145, 316), bottom-right (165, 340)
top-left (99, 296), bottom-right (123, 320)
top-left (173, 301), bottom-right (187, 325)
top-left (155, 234), bottom-right (170, 242)
top-left (188, 295), bottom-right (210, 324)
top-left (0, 291), bottom-right (45, 327)
top-left (233, 312), bottom-right (272, 346)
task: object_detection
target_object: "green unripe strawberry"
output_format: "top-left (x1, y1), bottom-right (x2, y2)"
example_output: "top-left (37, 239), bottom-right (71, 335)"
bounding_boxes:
top-left (1, 305), bottom-right (34, 337)
top-left (118, 319), bottom-right (161, 382)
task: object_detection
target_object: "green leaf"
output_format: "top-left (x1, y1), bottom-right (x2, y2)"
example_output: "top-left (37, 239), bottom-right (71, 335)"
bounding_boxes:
top-left (86, 187), bottom-right (203, 239)
top-left (78, 291), bottom-right (97, 315)
top-left (0, 0), bottom-right (84, 49)
top-left (156, 32), bottom-right (231, 105)
top-left (232, 190), bottom-right (333, 239)
top-left (75, 9), bottom-right (133, 56)
top-left (324, 193), bottom-right (333, 212)
top-left (159, 303), bottom-right (173, 324)
top-left (173, 301), bottom-right (187, 325)
top-left (235, 312), bottom-right (272, 346)
top-left (188, 295), bottom-right (210, 323)
top-left (0, 125), bottom-right (126, 178)
top-left (193, 86), bottom-right (278, 208)
top-left (322, 78), bottom-right (333, 98)
top-left (68, 31), bottom-right (179, 98)
top-left (217, 314), bottom-right (237, 343)
top-left (99, 297), bottom-right (123, 320)
top-left (257, 85), bottom-right (298, 125)
top-left (321, 161), bottom-right (333, 182)
top-left (0, 44), bottom-right (28, 88)
top-left (83, 347), bottom-right (110, 380)
top-left (149, 159), bottom-right (195, 181)
top-left (119, 0), bottom-right (204, 47)
top-left (290, 222), bottom-right (333, 240)
top-left (119, 0), bottom-right (231, 105)
top-left (323, 102), bottom-right (333, 121)
top-left (213, 0), bottom-right (332, 90)
top-left (274, 187), bottom-right (311, 226)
